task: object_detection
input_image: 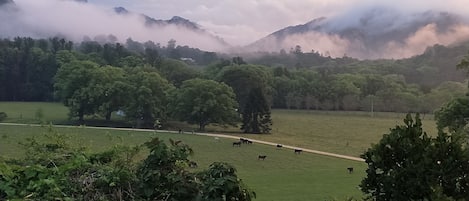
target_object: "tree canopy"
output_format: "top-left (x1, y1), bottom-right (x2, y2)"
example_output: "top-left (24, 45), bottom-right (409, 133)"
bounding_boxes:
top-left (168, 78), bottom-right (239, 131)
top-left (218, 64), bottom-right (273, 133)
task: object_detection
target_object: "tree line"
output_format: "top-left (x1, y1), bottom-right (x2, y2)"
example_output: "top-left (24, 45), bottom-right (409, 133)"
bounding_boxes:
top-left (1, 37), bottom-right (468, 131)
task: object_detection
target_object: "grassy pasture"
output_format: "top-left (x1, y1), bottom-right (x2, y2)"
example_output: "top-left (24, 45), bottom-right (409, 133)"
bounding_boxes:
top-left (0, 102), bottom-right (440, 200)
top-left (0, 102), bottom-right (69, 124)
top-left (237, 109), bottom-right (438, 157)
top-left (0, 102), bottom-right (438, 157)
top-left (0, 124), bottom-right (366, 201)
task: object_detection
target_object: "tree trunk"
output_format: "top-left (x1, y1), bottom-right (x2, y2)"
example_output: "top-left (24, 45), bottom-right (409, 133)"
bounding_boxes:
top-left (78, 109), bottom-right (84, 124)
top-left (105, 111), bottom-right (112, 121)
top-left (199, 122), bottom-right (206, 131)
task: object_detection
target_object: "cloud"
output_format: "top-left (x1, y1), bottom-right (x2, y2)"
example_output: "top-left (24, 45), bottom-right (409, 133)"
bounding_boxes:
top-left (0, 0), bottom-right (228, 51)
top-left (2, 0), bottom-right (469, 58)
top-left (383, 24), bottom-right (469, 58)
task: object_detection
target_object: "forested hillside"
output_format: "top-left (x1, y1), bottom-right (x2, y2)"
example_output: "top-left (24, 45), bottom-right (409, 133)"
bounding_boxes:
top-left (1, 37), bottom-right (468, 121)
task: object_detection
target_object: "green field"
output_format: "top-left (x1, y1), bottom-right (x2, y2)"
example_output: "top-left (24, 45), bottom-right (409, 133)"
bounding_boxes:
top-left (0, 102), bottom-right (69, 124)
top-left (0, 102), bottom-right (438, 157)
top-left (0, 102), bottom-right (440, 200)
top-left (0, 124), bottom-right (366, 201)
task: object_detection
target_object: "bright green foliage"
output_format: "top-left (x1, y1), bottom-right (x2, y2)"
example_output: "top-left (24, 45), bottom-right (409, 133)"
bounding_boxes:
top-left (136, 138), bottom-right (199, 200)
top-left (0, 128), bottom-right (254, 201)
top-left (198, 162), bottom-right (256, 201)
top-left (361, 114), bottom-right (469, 200)
top-left (435, 97), bottom-right (469, 132)
top-left (124, 67), bottom-right (173, 128)
top-left (54, 60), bottom-right (102, 122)
top-left (157, 59), bottom-right (200, 87)
top-left (93, 66), bottom-right (130, 121)
top-left (0, 127), bottom-right (139, 200)
top-left (168, 78), bottom-right (239, 131)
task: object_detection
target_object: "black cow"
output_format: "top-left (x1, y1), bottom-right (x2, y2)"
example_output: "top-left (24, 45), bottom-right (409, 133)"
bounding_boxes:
top-left (347, 167), bottom-right (354, 173)
top-left (258, 155), bottom-right (267, 160)
top-left (233, 141), bottom-right (242, 147)
top-left (189, 161), bottom-right (198, 168)
top-left (276, 144), bottom-right (283, 148)
top-left (294, 149), bottom-right (303, 154)
top-left (240, 138), bottom-right (249, 144)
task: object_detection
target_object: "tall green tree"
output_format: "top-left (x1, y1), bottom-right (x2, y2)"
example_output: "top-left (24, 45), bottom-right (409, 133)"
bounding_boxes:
top-left (94, 66), bottom-right (130, 121)
top-left (168, 78), bottom-right (239, 131)
top-left (361, 114), bottom-right (469, 200)
top-left (241, 87), bottom-right (272, 133)
top-left (435, 51), bottom-right (469, 132)
top-left (219, 64), bottom-right (273, 133)
top-left (54, 60), bottom-right (101, 122)
top-left (124, 67), bottom-right (173, 128)
top-left (435, 97), bottom-right (469, 132)
top-left (157, 59), bottom-right (200, 87)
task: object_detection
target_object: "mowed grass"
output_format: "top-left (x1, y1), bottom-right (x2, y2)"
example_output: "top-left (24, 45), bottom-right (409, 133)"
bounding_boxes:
top-left (0, 124), bottom-right (366, 201)
top-left (237, 109), bottom-right (438, 157)
top-left (0, 102), bottom-right (439, 157)
top-left (0, 102), bottom-right (69, 124)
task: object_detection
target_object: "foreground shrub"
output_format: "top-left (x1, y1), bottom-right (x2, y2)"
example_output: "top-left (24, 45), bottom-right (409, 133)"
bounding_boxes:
top-left (0, 112), bottom-right (6, 121)
top-left (0, 128), bottom-right (255, 201)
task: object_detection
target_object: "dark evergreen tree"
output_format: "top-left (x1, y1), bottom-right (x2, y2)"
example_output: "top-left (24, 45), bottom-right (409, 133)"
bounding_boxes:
top-left (219, 64), bottom-right (273, 133)
top-left (241, 87), bottom-right (272, 133)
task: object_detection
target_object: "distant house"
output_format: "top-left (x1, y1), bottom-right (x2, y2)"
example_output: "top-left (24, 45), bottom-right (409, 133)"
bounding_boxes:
top-left (180, 57), bottom-right (195, 64)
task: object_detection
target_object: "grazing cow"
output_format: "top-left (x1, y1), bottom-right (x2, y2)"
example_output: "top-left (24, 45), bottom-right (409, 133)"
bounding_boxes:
top-left (294, 149), bottom-right (303, 154)
top-left (247, 140), bottom-right (253, 144)
top-left (258, 155), bottom-right (267, 160)
top-left (347, 167), bottom-right (354, 174)
top-left (233, 141), bottom-right (242, 147)
top-left (189, 161), bottom-right (198, 168)
top-left (240, 138), bottom-right (249, 144)
top-left (276, 144), bottom-right (283, 148)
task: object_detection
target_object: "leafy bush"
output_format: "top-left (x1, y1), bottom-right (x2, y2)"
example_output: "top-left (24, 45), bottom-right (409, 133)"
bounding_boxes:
top-left (0, 112), bottom-right (6, 121)
top-left (361, 114), bottom-right (469, 200)
top-left (0, 128), bottom-right (255, 201)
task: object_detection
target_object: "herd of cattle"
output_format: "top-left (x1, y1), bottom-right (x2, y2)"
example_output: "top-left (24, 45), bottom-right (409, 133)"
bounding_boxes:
top-left (232, 137), bottom-right (353, 173)
top-left (233, 137), bottom-right (304, 161)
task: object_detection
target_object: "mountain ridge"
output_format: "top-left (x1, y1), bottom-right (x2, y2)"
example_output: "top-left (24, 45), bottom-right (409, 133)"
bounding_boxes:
top-left (246, 9), bottom-right (469, 59)
top-left (112, 6), bottom-right (230, 48)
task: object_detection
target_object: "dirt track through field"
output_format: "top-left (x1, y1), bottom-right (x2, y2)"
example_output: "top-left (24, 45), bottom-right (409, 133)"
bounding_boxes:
top-left (0, 123), bottom-right (365, 162)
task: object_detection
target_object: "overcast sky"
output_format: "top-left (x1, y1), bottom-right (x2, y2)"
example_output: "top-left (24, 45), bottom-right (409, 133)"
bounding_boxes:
top-left (88, 0), bottom-right (469, 45)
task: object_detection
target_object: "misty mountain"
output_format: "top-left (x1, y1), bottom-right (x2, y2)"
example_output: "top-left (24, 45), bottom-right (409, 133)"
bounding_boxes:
top-left (0, 0), bottom-right (230, 52)
top-left (113, 7), bottom-right (229, 48)
top-left (0, 0), bottom-right (13, 6)
top-left (247, 8), bottom-right (469, 59)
